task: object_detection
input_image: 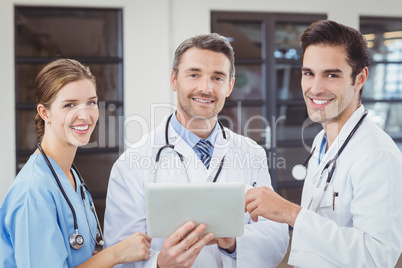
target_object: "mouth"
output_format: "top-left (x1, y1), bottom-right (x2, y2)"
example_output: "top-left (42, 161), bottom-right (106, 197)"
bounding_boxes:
top-left (309, 97), bottom-right (333, 108)
top-left (70, 124), bottom-right (90, 132)
top-left (192, 97), bottom-right (214, 104)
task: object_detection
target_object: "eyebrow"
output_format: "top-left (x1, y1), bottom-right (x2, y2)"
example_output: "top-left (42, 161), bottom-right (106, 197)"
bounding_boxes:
top-left (61, 96), bottom-right (98, 103)
top-left (301, 67), bottom-right (343, 74)
top-left (323, 69), bottom-right (343, 74)
top-left (185, 67), bottom-right (227, 77)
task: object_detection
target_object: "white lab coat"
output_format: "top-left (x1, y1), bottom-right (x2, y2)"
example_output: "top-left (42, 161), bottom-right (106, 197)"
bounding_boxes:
top-left (288, 105), bottom-right (402, 268)
top-left (104, 115), bottom-right (289, 268)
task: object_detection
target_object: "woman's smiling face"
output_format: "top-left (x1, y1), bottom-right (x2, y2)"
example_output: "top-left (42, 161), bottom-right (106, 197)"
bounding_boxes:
top-left (45, 79), bottom-right (99, 147)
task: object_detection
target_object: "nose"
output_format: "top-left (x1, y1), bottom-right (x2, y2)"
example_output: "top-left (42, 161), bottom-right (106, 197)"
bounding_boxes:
top-left (199, 77), bottom-right (213, 94)
top-left (304, 76), bottom-right (324, 96)
top-left (77, 107), bottom-right (90, 121)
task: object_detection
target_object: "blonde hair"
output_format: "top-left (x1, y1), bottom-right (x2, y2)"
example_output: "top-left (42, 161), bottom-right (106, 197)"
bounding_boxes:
top-left (34, 59), bottom-right (96, 140)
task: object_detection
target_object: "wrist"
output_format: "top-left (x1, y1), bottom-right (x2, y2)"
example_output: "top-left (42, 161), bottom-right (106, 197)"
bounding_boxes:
top-left (96, 246), bottom-right (120, 266)
top-left (287, 203), bottom-right (301, 227)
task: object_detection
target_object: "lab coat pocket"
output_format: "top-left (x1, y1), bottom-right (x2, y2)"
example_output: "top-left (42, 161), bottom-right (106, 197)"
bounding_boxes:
top-left (310, 185), bottom-right (334, 211)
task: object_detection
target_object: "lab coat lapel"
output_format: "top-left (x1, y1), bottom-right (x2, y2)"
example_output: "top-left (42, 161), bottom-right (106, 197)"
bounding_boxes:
top-left (206, 131), bottom-right (229, 181)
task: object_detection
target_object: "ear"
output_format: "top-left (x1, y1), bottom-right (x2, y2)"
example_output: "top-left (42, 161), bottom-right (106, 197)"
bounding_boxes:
top-left (170, 70), bottom-right (177, 92)
top-left (226, 76), bottom-right (235, 97)
top-left (37, 104), bottom-right (50, 123)
top-left (355, 67), bottom-right (368, 93)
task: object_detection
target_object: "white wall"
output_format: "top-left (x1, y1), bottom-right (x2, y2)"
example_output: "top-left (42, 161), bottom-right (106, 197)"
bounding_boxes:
top-left (1, 0), bottom-right (402, 204)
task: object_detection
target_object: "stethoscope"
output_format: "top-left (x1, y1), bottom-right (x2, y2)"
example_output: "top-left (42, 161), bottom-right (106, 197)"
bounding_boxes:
top-left (153, 113), bottom-right (227, 183)
top-left (37, 143), bottom-right (104, 249)
top-left (291, 110), bottom-right (368, 211)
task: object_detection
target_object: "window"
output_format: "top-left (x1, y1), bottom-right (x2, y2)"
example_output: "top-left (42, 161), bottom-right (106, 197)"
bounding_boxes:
top-left (15, 6), bottom-right (123, 228)
top-left (212, 12), bottom-right (326, 203)
top-left (360, 17), bottom-right (402, 150)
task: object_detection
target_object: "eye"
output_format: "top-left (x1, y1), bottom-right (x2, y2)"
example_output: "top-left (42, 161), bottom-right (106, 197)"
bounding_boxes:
top-left (189, 73), bottom-right (198, 78)
top-left (64, 103), bottom-right (75, 108)
top-left (328, 73), bottom-right (338, 78)
top-left (303, 71), bottom-right (313, 76)
top-left (88, 100), bottom-right (98, 106)
top-left (214, 76), bottom-right (224, 82)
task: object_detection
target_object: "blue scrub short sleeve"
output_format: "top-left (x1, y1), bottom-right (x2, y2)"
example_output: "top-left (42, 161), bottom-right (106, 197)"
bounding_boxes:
top-left (8, 193), bottom-right (69, 267)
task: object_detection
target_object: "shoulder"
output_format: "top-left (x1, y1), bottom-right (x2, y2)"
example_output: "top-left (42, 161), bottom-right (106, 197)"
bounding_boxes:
top-left (4, 154), bottom-right (58, 208)
top-left (1, 154), bottom-right (59, 222)
top-left (346, 119), bottom-right (402, 177)
top-left (352, 119), bottom-right (400, 156)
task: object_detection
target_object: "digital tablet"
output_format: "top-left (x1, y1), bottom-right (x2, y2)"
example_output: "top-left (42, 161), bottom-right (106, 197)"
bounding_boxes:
top-left (145, 182), bottom-right (245, 238)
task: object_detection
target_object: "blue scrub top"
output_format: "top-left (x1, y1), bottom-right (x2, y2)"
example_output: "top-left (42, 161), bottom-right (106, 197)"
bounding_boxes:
top-left (0, 153), bottom-right (97, 267)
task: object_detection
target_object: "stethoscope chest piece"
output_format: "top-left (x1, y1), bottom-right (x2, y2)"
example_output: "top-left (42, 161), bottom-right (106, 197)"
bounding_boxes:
top-left (69, 230), bottom-right (84, 249)
top-left (292, 164), bottom-right (308, 180)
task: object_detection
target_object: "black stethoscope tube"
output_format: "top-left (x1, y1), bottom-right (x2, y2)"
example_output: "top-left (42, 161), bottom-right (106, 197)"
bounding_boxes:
top-left (37, 143), bottom-right (104, 249)
top-left (293, 110), bottom-right (368, 182)
top-left (37, 143), bottom-right (79, 231)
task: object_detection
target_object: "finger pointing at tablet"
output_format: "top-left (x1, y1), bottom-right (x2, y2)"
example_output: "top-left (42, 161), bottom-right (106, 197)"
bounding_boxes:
top-left (157, 221), bottom-right (215, 268)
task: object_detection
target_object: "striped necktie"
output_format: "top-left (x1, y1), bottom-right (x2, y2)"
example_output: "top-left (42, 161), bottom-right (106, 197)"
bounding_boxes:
top-left (195, 139), bottom-right (211, 169)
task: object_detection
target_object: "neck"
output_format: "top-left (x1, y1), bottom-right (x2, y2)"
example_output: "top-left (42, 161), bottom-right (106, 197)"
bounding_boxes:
top-left (38, 137), bottom-right (77, 177)
top-left (175, 111), bottom-right (217, 139)
top-left (322, 104), bottom-right (361, 149)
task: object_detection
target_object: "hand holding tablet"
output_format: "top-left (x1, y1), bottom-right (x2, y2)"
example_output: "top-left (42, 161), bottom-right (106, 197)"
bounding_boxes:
top-left (145, 182), bottom-right (245, 238)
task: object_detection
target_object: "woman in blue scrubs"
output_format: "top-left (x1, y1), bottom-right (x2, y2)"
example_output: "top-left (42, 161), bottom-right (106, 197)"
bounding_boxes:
top-left (0, 59), bottom-right (152, 267)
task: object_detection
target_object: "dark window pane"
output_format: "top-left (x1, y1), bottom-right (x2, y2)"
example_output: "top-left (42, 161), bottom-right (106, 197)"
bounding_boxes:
top-left (361, 18), bottom-right (402, 100)
top-left (274, 23), bottom-right (310, 61)
top-left (17, 109), bottom-right (37, 150)
top-left (93, 198), bottom-right (106, 230)
top-left (74, 152), bottom-right (119, 194)
top-left (276, 105), bottom-right (322, 142)
top-left (214, 21), bottom-right (262, 59)
top-left (276, 146), bottom-right (312, 183)
top-left (16, 7), bottom-right (120, 58)
top-left (364, 63), bottom-right (402, 100)
top-left (86, 64), bottom-right (122, 102)
top-left (366, 102), bottom-right (402, 139)
top-left (361, 18), bottom-right (402, 63)
top-left (16, 64), bottom-right (43, 103)
top-left (229, 65), bottom-right (262, 101)
top-left (278, 186), bottom-right (303, 205)
top-left (276, 65), bottom-right (303, 100)
top-left (219, 106), bottom-right (266, 145)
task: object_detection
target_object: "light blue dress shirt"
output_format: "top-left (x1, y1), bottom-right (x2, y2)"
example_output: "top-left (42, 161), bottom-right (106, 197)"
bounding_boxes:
top-left (170, 112), bottom-right (219, 159)
top-left (0, 153), bottom-right (97, 267)
top-left (318, 134), bottom-right (328, 165)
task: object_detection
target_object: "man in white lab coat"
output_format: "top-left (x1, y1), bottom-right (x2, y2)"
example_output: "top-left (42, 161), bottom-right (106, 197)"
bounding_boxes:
top-left (245, 20), bottom-right (402, 267)
top-left (104, 33), bottom-right (289, 268)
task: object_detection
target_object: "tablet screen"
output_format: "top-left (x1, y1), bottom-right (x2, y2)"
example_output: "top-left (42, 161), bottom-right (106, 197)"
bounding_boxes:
top-left (145, 182), bottom-right (245, 238)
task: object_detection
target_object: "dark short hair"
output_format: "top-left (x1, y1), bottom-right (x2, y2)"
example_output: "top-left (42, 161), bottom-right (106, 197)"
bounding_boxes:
top-left (172, 33), bottom-right (235, 79)
top-left (301, 20), bottom-right (370, 83)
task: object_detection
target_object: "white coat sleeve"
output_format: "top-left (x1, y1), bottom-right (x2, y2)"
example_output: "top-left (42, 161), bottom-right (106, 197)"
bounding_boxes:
top-left (236, 149), bottom-right (290, 268)
top-left (289, 150), bottom-right (402, 268)
top-left (104, 155), bottom-right (159, 268)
